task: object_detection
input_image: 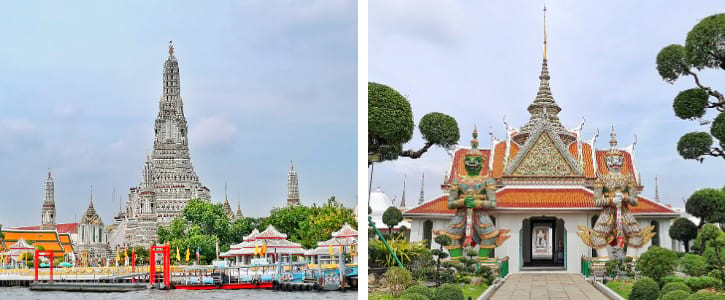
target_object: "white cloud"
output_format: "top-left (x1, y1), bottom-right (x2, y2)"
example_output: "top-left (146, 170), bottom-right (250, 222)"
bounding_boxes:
top-left (189, 115), bottom-right (238, 147)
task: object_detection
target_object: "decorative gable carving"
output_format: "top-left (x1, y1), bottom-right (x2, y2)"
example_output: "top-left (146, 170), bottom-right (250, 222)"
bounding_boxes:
top-left (505, 121), bottom-right (582, 176)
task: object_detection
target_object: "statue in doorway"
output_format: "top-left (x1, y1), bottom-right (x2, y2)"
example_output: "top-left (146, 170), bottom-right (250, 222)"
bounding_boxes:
top-left (434, 127), bottom-right (510, 259)
top-left (576, 127), bottom-right (654, 258)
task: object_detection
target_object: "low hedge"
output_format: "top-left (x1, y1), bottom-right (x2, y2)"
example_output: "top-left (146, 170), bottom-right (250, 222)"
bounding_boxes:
top-left (434, 283), bottom-right (464, 300)
top-left (662, 290), bottom-right (691, 300)
top-left (684, 276), bottom-right (721, 291)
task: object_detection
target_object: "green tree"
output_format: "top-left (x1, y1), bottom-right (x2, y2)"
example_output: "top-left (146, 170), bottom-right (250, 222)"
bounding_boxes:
top-left (637, 246), bottom-right (678, 286)
top-left (432, 234), bottom-right (452, 287)
top-left (686, 189), bottom-right (725, 228)
top-left (692, 224), bottom-right (725, 289)
top-left (382, 206), bottom-right (403, 234)
top-left (670, 217), bottom-right (698, 252)
top-left (368, 82), bottom-right (459, 163)
top-left (656, 14), bottom-right (725, 162)
top-left (157, 198), bottom-right (244, 264)
top-left (296, 204), bottom-right (356, 249)
top-left (258, 205), bottom-right (313, 243)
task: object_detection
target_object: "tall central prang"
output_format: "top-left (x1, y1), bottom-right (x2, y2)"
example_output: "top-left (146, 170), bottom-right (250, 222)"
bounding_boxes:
top-left (118, 41), bottom-right (211, 247)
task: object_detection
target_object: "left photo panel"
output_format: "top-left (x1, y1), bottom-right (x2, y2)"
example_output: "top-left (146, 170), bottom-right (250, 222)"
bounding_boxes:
top-left (0, 1), bottom-right (358, 297)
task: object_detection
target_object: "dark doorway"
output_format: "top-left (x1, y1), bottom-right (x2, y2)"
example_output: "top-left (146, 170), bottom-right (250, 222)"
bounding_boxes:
top-left (423, 220), bottom-right (433, 249)
top-left (522, 216), bottom-right (565, 269)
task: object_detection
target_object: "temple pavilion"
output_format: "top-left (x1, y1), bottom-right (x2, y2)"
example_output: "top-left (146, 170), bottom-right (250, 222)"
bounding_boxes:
top-left (402, 14), bottom-right (679, 273)
top-left (305, 223), bottom-right (358, 266)
top-left (220, 225), bottom-right (305, 265)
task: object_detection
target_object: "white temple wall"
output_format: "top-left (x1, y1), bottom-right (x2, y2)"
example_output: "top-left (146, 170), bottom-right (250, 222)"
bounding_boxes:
top-left (409, 218), bottom-right (451, 249)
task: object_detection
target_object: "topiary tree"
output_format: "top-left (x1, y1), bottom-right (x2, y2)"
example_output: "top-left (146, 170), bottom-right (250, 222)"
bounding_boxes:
top-left (382, 206), bottom-right (403, 234)
top-left (368, 82), bottom-right (459, 163)
top-left (399, 293), bottom-right (429, 300)
top-left (637, 246), bottom-right (678, 286)
top-left (629, 277), bottom-right (659, 300)
top-left (686, 189), bottom-right (725, 229)
top-left (432, 234), bottom-right (452, 287)
top-left (656, 14), bottom-right (725, 162)
top-left (670, 218), bottom-right (698, 252)
top-left (662, 290), bottom-right (691, 300)
top-left (686, 290), bottom-right (722, 300)
top-left (434, 283), bottom-right (464, 300)
top-left (660, 281), bottom-right (692, 297)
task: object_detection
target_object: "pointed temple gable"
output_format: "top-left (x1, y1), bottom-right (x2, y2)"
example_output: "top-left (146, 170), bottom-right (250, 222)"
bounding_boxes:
top-left (505, 121), bottom-right (581, 177)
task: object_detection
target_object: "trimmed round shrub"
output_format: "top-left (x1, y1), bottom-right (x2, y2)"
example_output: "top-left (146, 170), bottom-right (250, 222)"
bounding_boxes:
top-left (661, 282), bottom-right (692, 296)
top-left (679, 254), bottom-right (708, 276)
top-left (677, 132), bottom-right (713, 160)
top-left (368, 82), bottom-right (414, 161)
top-left (418, 112), bottom-right (460, 148)
top-left (673, 88), bottom-right (709, 120)
top-left (629, 277), bottom-right (659, 300)
top-left (685, 290), bottom-right (723, 300)
top-left (434, 283), bottom-right (464, 300)
top-left (403, 285), bottom-right (434, 299)
top-left (400, 293), bottom-right (429, 300)
top-left (663, 290), bottom-right (691, 300)
top-left (711, 112), bottom-right (725, 142)
top-left (684, 275), bottom-right (721, 291)
top-left (637, 246), bottom-right (678, 285)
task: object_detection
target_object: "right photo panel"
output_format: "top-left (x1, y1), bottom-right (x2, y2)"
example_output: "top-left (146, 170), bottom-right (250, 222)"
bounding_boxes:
top-left (367, 1), bottom-right (725, 299)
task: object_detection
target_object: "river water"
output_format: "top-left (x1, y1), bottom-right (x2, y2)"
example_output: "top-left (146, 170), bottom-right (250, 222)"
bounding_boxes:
top-left (0, 287), bottom-right (358, 299)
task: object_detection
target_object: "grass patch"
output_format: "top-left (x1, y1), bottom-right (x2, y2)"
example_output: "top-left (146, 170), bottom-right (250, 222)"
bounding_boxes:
top-left (368, 292), bottom-right (395, 300)
top-left (369, 283), bottom-right (489, 299)
top-left (462, 283), bottom-right (489, 299)
top-left (605, 279), bottom-right (633, 299)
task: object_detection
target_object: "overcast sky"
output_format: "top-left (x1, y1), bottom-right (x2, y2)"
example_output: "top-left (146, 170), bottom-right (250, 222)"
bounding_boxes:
top-left (369, 1), bottom-right (725, 209)
top-left (0, 1), bottom-right (357, 227)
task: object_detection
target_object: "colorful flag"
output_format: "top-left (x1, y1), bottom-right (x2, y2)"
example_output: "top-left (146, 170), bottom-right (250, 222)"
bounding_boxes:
top-left (261, 242), bottom-right (267, 256)
top-left (176, 247), bottom-right (181, 262)
top-left (185, 247), bottom-right (190, 262)
top-left (254, 244), bottom-right (260, 256)
top-left (328, 244), bottom-right (334, 256)
top-left (116, 249), bottom-right (120, 263)
top-left (195, 247), bottom-right (200, 262)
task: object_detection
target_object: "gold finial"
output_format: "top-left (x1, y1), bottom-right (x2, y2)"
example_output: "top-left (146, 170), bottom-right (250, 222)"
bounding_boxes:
top-left (609, 125), bottom-right (617, 149)
top-left (169, 40), bottom-right (174, 56)
top-left (543, 4), bottom-right (548, 60)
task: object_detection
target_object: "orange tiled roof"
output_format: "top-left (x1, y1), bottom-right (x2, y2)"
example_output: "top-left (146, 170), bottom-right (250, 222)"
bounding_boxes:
top-left (404, 190), bottom-right (677, 215)
top-left (456, 140), bottom-right (637, 180)
top-left (405, 195), bottom-right (454, 215)
top-left (497, 188), bottom-right (594, 208)
top-left (490, 142), bottom-right (508, 178)
top-left (582, 143), bottom-right (595, 178)
top-left (1, 230), bottom-right (70, 257)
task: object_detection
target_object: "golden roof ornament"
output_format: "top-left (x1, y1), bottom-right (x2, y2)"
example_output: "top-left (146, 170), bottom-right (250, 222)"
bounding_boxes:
top-left (169, 40), bottom-right (174, 56)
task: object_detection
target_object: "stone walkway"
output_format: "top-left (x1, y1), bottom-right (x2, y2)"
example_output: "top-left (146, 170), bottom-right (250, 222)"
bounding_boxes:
top-left (490, 273), bottom-right (609, 300)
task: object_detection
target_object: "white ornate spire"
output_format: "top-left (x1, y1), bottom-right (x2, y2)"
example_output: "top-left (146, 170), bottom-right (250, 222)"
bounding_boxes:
top-left (41, 169), bottom-right (56, 230)
top-left (655, 176), bottom-right (660, 203)
top-left (418, 173), bottom-right (425, 205)
top-left (400, 175), bottom-right (407, 208)
top-left (287, 161), bottom-right (300, 206)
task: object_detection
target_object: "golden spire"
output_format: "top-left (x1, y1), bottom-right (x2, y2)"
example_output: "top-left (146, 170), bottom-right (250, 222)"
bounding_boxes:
top-left (543, 4), bottom-right (548, 60)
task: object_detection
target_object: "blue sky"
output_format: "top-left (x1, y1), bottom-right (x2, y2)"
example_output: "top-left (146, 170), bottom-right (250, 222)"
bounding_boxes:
top-left (0, 1), bottom-right (357, 226)
top-left (369, 1), bottom-right (725, 209)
